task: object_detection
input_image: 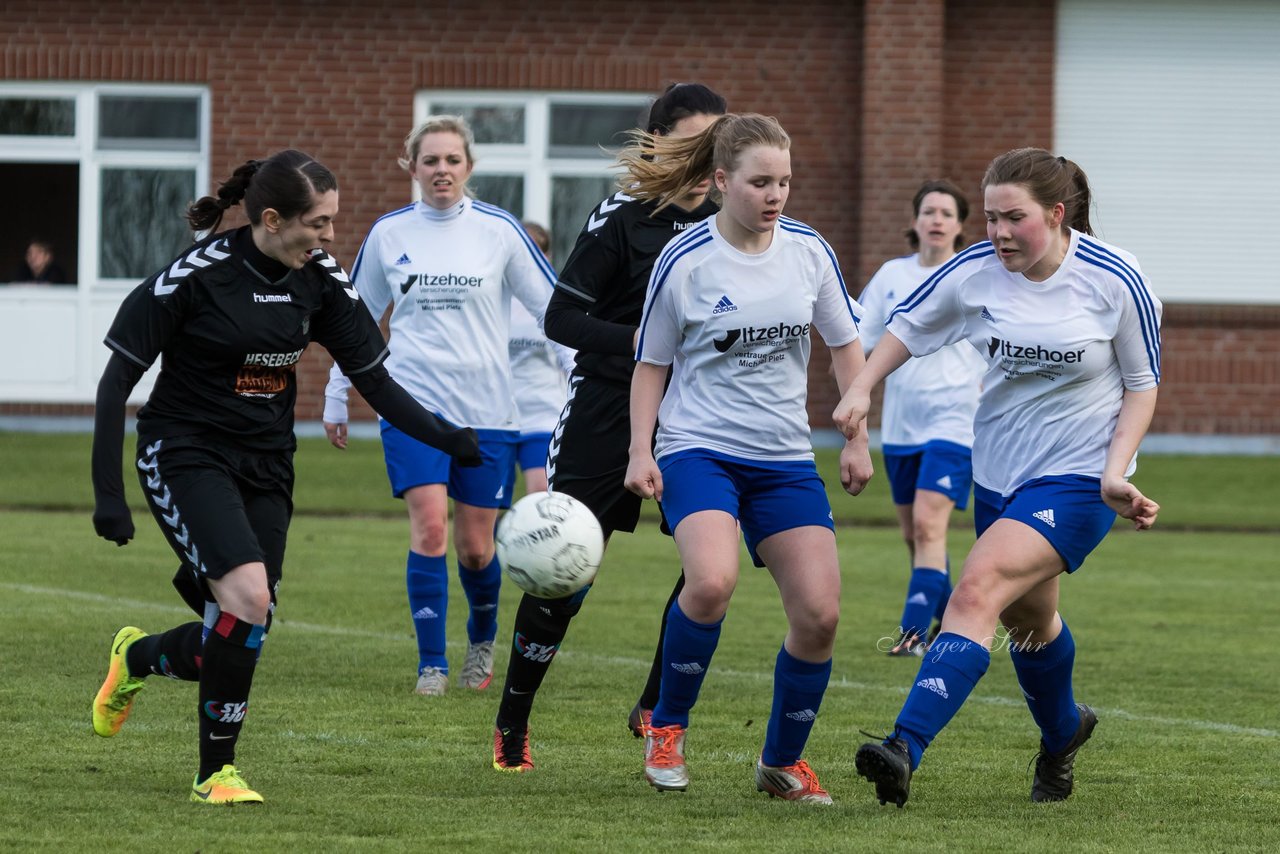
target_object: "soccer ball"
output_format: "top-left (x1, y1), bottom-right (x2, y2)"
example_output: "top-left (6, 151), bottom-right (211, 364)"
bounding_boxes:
top-left (496, 491), bottom-right (604, 599)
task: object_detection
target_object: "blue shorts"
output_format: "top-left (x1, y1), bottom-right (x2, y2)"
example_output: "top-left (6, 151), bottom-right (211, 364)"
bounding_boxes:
top-left (380, 421), bottom-right (517, 508)
top-left (516, 432), bottom-right (552, 473)
top-left (973, 474), bottom-right (1116, 573)
top-left (657, 449), bottom-right (834, 568)
top-left (883, 440), bottom-right (973, 510)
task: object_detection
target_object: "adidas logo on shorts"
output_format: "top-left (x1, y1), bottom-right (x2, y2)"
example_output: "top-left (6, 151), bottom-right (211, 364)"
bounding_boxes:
top-left (1032, 508), bottom-right (1056, 528)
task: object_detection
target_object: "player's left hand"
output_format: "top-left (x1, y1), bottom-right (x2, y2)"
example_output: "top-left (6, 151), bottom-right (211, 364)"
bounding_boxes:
top-left (1102, 478), bottom-right (1159, 530)
top-left (624, 453), bottom-right (662, 501)
top-left (833, 388), bottom-right (870, 440)
top-left (449, 428), bottom-right (483, 467)
top-left (839, 437), bottom-right (874, 496)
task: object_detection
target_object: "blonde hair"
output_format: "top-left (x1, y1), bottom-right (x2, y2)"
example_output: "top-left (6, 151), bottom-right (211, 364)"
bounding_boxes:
top-left (616, 113), bottom-right (791, 212)
top-left (399, 115), bottom-right (476, 172)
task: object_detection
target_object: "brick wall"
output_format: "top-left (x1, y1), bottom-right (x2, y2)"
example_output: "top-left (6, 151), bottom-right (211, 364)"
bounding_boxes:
top-left (2, 0), bottom-right (1276, 436)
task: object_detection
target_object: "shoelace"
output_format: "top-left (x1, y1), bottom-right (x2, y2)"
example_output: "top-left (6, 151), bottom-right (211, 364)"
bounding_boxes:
top-left (497, 729), bottom-right (531, 765)
top-left (787, 760), bottom-right (825, 792)
top-left (645, 725), bottom-right (685, 768)
top-left (460, 646), bottom-right (492, 684)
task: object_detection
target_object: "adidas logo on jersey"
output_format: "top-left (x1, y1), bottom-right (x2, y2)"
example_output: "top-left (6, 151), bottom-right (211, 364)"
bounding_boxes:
top-left (980, 305), bottom-right (996, 322)
top-left (1032, 509), bottom-right (1056, 528)
top-left (917, 677), bottom-right (949, 699)
top-left (936, 475), bottom-right (953, 490)
top-left (785, 708), bottom-right (817, 722)
top-left (712, 295), bottom-right (739, 315)
top-left (395, 253), bottom-right (412, 266)
top-left (670, 661), bottom-right (706, 675)
top-left (412, 606), bottom-right (439, 620)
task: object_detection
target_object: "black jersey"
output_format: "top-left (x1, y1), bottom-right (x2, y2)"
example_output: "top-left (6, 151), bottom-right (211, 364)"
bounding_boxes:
top-left (105, 227), bottom-right (388, 451)
top-left (551, 192), bottom-right (718, 386)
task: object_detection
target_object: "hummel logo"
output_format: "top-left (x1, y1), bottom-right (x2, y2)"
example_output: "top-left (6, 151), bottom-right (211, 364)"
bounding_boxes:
top-left (785, 708), bottom-right (817, 722)
top-left (1032, 509), bottom-right (1056, 528)
top-left (712, 295), bottom-right (739, 314)
top-left (936, 475), bottom-right (953, 490)
top-left (907, 592), bottom-right (930, 606)
top-left (395, 253), bottom-right (411, 265)
top-left (412, 606), bottom-right (439, 619)
top-left (917, 677), bottom-right (949, 699)
top-left (980, 306), bottom-right (995, 322)
top-left (670, 661), bottom-right (705, 675)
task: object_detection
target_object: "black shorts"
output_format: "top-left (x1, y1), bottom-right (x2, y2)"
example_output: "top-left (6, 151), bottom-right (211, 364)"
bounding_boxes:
top-left (135, 436), bottom-right (293, 606)
top-left (546, 375), bottom-right (642, 535)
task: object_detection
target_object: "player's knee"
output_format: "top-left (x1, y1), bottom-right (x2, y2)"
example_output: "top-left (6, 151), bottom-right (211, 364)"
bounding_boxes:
top-left (457, 541), bottom-right (494, 569)
top-left (682, 576), bottom-right (734, 621)
top-left (795, 603), bottom-right (839, 650)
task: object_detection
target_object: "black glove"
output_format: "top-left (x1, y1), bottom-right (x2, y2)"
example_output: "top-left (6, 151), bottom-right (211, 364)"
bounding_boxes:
top-left (93, 498), bottom-right (135, 546)
top-left (450, 427), bottom-right (483, 467)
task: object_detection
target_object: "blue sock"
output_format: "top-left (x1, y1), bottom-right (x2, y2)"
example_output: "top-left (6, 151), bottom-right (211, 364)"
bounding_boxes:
top-left (1010, 620), bottom-right (1081, 753)
top-left (933, 559), bottom-right (952, 624)
top-left (762, 647), bottom-right (832, 767)
top-left (899, 568), bottom-right (949, 638)
top-left (894, 632), bottom-right (991, 769)
top-left (458, 555), bottom-right (502, 644)
top-left (651, 600), bottom-right (722, 729)
top-left (406, 551), bottom-right (448, 673)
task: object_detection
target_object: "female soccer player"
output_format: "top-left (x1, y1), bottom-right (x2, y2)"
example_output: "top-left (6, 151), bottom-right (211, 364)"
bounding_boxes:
top-left (625, 113), bottom-right (873, 803)
top-left (857, 180), bottom-right (985, 656)
top-left (505, 221), bottom-right (567, 496)
top-left (323, 116), bottom-right (568, 697)
top-left (490, 83), bottom-right (727, 772)
top-left (835, 148), bottom-right (1162, 807)
top-left (90, 149), bottom-right (480, 805)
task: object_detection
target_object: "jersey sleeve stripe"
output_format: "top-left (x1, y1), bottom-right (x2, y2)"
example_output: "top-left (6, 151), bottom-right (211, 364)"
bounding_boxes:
top-left (473, 200), bottom-right (558, 287)
top-left (103, 336), bottom-right (151, 369)
top-left (779, 217), bottom-right (860, 324)
top-left (1076, 240), bottom-right (1162, 382)
top-left (636, 226), bottom-right (714, 357)
top-left (554, 279), bottom-right (595, 302)
top-left (886, 242), bottom-right (995, 325)
top-left (342, 344), bottom-right (391, 377)
top-left (351, 205), bottom-right (413, 281)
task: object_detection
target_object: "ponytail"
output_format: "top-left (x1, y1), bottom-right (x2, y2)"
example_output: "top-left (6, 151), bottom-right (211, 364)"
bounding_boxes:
top-left (1061, 158), bottom-right (1094, 236)
top-left (186, 159), bottom-right (260, 233)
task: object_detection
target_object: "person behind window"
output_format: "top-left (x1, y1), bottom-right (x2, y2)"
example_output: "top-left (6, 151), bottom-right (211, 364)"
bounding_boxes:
top-left (11, 238), bottom-right (68, 284)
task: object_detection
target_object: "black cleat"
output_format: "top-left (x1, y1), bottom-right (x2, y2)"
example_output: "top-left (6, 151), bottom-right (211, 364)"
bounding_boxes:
top-left (856, 737), bottom-right (913, 808)
top-left (887, 632), bottom-right (928, 658)
top-left (627, 701), bottom-right (652, 739)
top-left (1031, 703), bottom-right (1098, 802)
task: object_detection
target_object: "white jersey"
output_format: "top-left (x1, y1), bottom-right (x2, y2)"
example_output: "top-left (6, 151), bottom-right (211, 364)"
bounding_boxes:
top-left (885, 230), bottom-right (1162, 495)
top-left (324, 198), bottom-right (561, 431)
top-left (637, 214), bottom-right (862, 462)
top-left (858, 254), bottom-right (985, 450)
top-left (509, 296), bottom-right (570, 435)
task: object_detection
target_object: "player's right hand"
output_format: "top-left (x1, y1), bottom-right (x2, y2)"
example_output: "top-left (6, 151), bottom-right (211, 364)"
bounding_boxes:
top-left (450, 428), bottom-right (483, 467)
top-left (624, 453), bottom-right (662, 501)
top-left (93, 500), bottom-right (135, 546)
top-left (324, 420), bottom-right (348, 450)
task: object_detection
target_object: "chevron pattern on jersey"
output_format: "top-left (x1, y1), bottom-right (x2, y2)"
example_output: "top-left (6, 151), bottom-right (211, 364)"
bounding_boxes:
top-left (153, 238), bottom-right (232, 297)
top-left (312, 251), bottom-right (358, 300)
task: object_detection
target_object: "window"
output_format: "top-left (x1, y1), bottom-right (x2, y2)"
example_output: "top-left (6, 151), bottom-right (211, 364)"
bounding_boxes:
top-left (417, 91), bottom-right (651, 264)
top-left (0, 83), bottom-right (209, 288)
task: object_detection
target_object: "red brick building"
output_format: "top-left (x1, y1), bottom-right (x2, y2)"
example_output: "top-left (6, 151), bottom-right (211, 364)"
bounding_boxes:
top-left (1, 0), bottom-right (1275, 438)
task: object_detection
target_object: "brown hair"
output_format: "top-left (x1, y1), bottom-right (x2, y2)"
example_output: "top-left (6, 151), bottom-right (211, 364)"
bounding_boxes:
top-left (186, 149), bottom-right (336, 233)
top-left (617, 113), bottom-right (790, 211)
top-left (905, 179), bottom-right (970, 251)
top-left (981, 147), bottom-right (1093, 236)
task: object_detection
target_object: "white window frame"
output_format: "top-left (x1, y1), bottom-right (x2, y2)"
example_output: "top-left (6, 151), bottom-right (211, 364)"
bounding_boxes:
top-left (415, 89), bottom-right (650, 232)
top-left (0, 81), bottom-right (211, 293)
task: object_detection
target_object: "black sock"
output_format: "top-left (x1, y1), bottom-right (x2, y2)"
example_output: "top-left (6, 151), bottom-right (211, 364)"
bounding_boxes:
top-left (638, 572), bottom-right (685, 710)
top-left (196, 614), bottom-right (264, 782)
top-left (126, 622), bottom-right (203, 681)
top-left (495, 590), bottom-right (587, 731)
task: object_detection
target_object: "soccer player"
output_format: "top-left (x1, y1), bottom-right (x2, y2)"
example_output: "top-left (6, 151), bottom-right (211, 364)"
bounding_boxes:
top-left (504, 221), bottom-right (568, 496)
top-left (89, 149), bottom-right (481, 805)
top-left (625, 113), bottom-right (873, 803)
top-left (835, 148), bottom-right (1162, 807)
top-left (489, 83), bottom-right (726, 773)
top-left (857, 180), bottom-right (985, 656)
top-left (323, 116), bottom-right (569, 697)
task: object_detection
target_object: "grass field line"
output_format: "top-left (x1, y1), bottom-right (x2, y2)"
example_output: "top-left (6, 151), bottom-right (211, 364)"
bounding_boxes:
top-left (13, 580), bottom-right (1277, 741)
